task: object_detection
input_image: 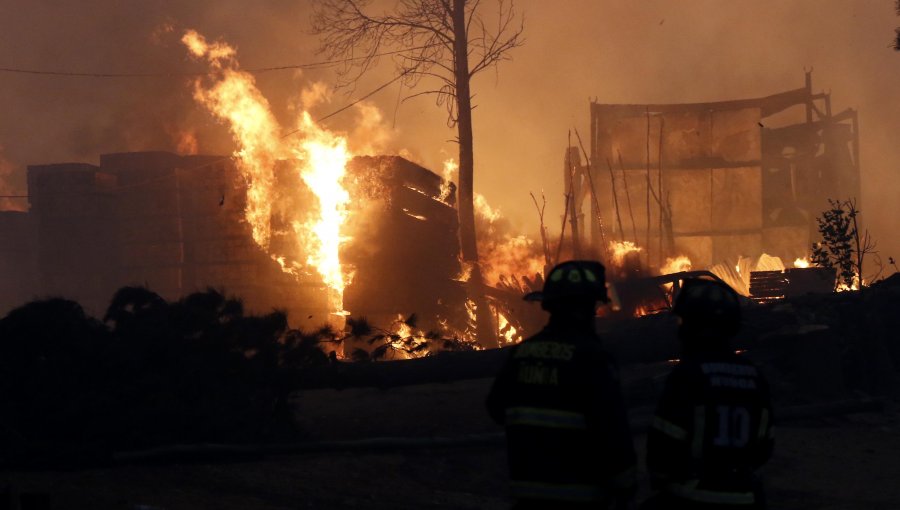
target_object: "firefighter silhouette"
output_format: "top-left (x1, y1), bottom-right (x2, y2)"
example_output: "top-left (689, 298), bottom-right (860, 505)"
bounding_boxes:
top-left (487, 260), bottom-right (636, 509)
top-left (642, 278), bottom-right (774, 509)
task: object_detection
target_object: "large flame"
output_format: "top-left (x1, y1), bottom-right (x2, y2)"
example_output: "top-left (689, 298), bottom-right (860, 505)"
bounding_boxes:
top-left (472, 190), bottom-right (544, 287)
top-left (183, 30), bottom-right (351, 315)
top-left (480, 234), bottom-right (545, 287)
top-left (293, 112), bottom-right (351, 312)
top-left (183, 30), bottom-right (282, 249)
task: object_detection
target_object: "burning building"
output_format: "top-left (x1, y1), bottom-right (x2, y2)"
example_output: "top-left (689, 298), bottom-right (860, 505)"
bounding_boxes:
top-left (567, 72), bottom-right (860, 272)
top-left (0, 151), bottom-right (470, 336)
top-left (1, 28), bottom-right (536, 348)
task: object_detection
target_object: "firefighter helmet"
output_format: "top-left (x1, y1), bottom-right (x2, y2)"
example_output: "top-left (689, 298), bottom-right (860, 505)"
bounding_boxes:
top-left (672, 278), bottom-right (741, 333)
top-left (524, 260), bottom-right (609, 309)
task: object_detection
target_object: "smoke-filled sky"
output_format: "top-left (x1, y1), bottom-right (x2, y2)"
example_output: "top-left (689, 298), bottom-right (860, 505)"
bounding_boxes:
top-left (1, 0), bottom-right (898, 269)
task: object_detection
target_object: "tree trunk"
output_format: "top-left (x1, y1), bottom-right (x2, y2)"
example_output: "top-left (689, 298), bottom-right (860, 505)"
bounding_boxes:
top-left (453, 0), bottom-right (496, 347)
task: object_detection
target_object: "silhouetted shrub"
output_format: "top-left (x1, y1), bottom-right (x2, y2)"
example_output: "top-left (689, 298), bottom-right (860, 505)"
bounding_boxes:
top-left (0, 287), bottom-right (329, 466)
top-left (0, 298), bottom-right (114, 464)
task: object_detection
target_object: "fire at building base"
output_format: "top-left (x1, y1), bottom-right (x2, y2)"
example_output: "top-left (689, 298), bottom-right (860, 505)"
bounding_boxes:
top-left (0, 151), bottom-right (537, 355)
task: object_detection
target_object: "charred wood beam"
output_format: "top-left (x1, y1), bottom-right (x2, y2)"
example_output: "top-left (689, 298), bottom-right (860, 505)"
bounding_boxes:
top-left (613, 159), bottom-right (761, 171)
top-left (393, 186), bottom-right (458, 228)
top-left (591, 86), bottom-right (810, 119)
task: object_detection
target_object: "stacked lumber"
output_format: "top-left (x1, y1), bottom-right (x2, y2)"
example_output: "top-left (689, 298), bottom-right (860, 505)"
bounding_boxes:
top-left (750, 270), bottom-right (789, 303)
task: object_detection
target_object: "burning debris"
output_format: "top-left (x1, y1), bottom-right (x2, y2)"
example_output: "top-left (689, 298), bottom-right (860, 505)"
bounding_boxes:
top-left (184, 29), bottom-right (352, 318)
top-left (0, 30), bottom-right (885, 357)
top-left (567, 72), bottom-right (859, 277)
top-left (549, 73), bottom-right (871, 318)
top-left (180, 30), bottom-right (540, 348)
top-left (0, 30), bottom-right (547, 353)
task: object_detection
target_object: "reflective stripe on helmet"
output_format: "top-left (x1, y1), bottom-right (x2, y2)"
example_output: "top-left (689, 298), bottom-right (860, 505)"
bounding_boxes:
top-left (505, 407), bottom-right (588, 430)
top-left (538, 260), bottom-right (609, 304)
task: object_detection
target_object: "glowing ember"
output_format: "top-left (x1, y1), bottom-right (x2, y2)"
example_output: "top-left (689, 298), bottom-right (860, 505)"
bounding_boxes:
top-left (793, 257), bottom-right (811, 268)
top-left (660, 255), bottom-right (692, 275)
top-left (183, 30), bottom-right (352, 316)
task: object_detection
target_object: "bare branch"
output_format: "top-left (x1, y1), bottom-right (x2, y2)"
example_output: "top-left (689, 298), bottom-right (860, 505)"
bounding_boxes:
top-left (468, 0), bottom-right (524, 77)
top-left (313, 0), bottom-right (522, 123)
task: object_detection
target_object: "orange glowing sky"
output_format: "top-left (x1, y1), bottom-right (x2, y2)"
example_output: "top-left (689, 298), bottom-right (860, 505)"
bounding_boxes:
top-left (0, 1), bottom-right (898, 268)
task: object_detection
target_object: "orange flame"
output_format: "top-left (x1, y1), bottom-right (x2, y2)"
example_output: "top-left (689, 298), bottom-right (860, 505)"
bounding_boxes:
top-left (183, 29), bottom-right (281, 249)
top-left (497, 311), bottom-right (522, 344)
top-left (474, 193), bottom-right (502, 223)
top-left (836, 279), bottom-right (861, 292)
top-left (183, 29), bottom-right (352, 315)
top-left (388, 314), bottom-right (429, 359)
top-left (480, 235), bottom-right (545, 287)
top-left (660, 255), bottom-right (692, 275)
top-left (610, 241), bottom-right (642, 265)
top-left (473, 193), bottom-right (544, 287)
top-left (793, 257), bottom-right (811, 268)
top-left (293, 112), bottom-right (351, 312)
top-left (440, 158), bottom-right (457, 202)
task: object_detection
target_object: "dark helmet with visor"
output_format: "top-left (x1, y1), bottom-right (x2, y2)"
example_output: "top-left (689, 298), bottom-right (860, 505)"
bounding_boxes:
top-left (672, 278), bottom-right (741, 336)
top-left (524, 260), bottom-right (609, 310)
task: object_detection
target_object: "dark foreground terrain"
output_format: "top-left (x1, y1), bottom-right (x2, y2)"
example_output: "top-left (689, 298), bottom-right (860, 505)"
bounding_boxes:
top-left (3, 277), bottom-right (900, 509)
top-left (2, 376), bottom-right (899, 510)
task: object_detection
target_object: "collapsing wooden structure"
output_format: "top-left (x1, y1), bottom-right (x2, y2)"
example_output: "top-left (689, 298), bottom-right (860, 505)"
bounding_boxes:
top-left (567, 72), bottom-right (860, 270)
top-left (0, 152), bottom-right (466, 331)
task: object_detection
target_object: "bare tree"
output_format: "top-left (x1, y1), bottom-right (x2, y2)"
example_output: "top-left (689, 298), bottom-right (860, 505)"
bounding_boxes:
top-left (894, 0), bottom-right (900, 51)
top-left (312, 0), bottom-right (524, 346)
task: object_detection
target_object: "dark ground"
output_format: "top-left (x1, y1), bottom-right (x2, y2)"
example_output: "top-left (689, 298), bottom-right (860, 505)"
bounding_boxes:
top-left (2, 377), bottom-right (899, 510)
top-left (3, 278), bottom-right (900, 509)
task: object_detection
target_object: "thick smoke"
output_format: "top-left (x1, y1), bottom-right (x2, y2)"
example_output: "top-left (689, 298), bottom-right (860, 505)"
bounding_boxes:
top-left (0, 1), bottom-right (898, 264)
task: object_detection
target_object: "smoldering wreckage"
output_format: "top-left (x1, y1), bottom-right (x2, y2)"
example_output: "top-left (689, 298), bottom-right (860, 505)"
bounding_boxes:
top-left (0, 37), bottom-right (898, 497)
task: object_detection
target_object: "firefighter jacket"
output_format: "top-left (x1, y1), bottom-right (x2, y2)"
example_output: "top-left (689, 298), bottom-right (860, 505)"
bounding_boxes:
top-left (486, 325), bottom-right (637, 504)
top-left (647, 350), bottom-right (774, 507)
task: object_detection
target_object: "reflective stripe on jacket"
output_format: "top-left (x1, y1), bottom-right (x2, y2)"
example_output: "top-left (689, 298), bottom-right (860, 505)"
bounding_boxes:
top-left (486, 326), bottom-right (637, 502)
